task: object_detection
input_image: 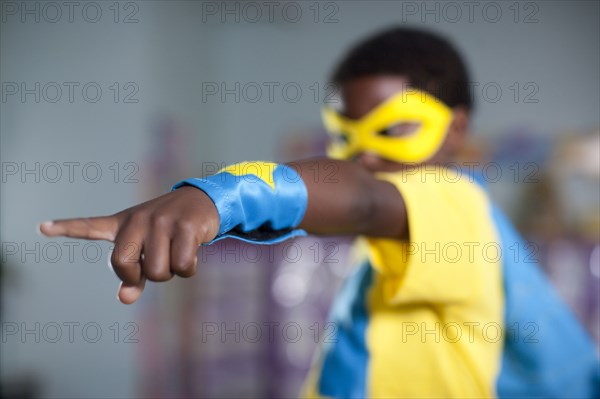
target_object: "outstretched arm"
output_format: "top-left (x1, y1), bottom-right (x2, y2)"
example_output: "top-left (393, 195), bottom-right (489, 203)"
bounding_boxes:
top-left (292, 158), bottom-right (408, 238)
top-left (40, 157), bottom-right (407, 303)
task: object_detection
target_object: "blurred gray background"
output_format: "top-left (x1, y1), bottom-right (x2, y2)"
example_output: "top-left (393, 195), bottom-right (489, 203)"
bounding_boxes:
top-left (1, 1), bottom-right (599, 398)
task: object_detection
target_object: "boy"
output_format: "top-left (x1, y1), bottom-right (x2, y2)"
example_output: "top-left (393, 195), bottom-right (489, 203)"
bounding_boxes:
top-left (41, 28), bottom-right (598, 397)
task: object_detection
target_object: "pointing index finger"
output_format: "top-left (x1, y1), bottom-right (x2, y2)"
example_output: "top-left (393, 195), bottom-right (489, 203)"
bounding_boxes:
top-left (39, 216), bottom-right (120, 242)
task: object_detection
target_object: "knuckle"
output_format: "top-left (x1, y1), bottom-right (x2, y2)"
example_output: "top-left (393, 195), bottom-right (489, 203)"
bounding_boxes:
top-left (144, 264), bottom-right (172, 282)
top-left (175, 220), bottom-right (196, 236)
top-left (116, 243), bottom-right (140, 263)
top-left (111, 252), bottom-right (129, 269)
top-left (110, 243), bottom-right (141, 282)
top-left (196, 224), bottom-right (212, 241)
top-left (171, 257), bottom-right (196, 277)
top-left (150, 213), bottom-right (171, 229)
top-left (127, 211), bottom-right (147, 226)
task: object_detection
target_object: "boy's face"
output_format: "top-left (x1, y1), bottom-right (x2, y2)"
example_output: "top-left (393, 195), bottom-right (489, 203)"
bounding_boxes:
top-left (333, 75), bottom-right (469, 173)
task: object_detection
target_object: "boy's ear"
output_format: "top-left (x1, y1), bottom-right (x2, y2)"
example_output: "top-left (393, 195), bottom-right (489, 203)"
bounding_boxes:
top-left (445, 106), bottom-right (470, 154)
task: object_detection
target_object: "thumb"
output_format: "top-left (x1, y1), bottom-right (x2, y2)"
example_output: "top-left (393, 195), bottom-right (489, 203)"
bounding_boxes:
top-left (117, 277), bottom-right (146, 304)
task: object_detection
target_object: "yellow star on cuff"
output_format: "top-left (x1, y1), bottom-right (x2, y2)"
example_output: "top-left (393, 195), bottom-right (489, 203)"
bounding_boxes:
top-left (220, 161), bottom-right (277, 190)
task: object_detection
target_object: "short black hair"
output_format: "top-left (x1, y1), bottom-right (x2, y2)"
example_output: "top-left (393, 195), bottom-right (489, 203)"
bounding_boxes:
top-left (331, 27), bottom-right (473, 110)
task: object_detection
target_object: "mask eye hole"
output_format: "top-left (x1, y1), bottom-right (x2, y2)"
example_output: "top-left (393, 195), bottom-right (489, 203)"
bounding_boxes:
top-left (329, 132), bottom-right (350, 145)
top-left (377, 122), bottom-right (422, 138)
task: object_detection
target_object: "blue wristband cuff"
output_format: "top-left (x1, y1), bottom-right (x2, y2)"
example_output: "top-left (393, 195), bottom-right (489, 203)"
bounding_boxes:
top-left (172, 162), bottom-right (308, 245)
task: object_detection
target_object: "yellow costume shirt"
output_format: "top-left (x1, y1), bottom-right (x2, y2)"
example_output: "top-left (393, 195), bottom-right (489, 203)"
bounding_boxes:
top-left (304, 166), bottom-right (504, 398)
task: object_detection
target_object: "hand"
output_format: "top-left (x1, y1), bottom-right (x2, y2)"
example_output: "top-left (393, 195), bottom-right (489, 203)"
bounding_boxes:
top-left (39, 186), bottom-right (220, 304)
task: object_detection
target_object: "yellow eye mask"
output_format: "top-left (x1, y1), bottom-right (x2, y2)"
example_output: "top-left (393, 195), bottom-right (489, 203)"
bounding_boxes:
top-left (322, 89), bottom-right (453, 163)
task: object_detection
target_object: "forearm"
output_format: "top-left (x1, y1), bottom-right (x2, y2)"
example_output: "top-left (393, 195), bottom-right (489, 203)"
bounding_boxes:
top-left (289, 158), bottom-right (408, 239)
top-left (172, 158), bottom-right (408, 243)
